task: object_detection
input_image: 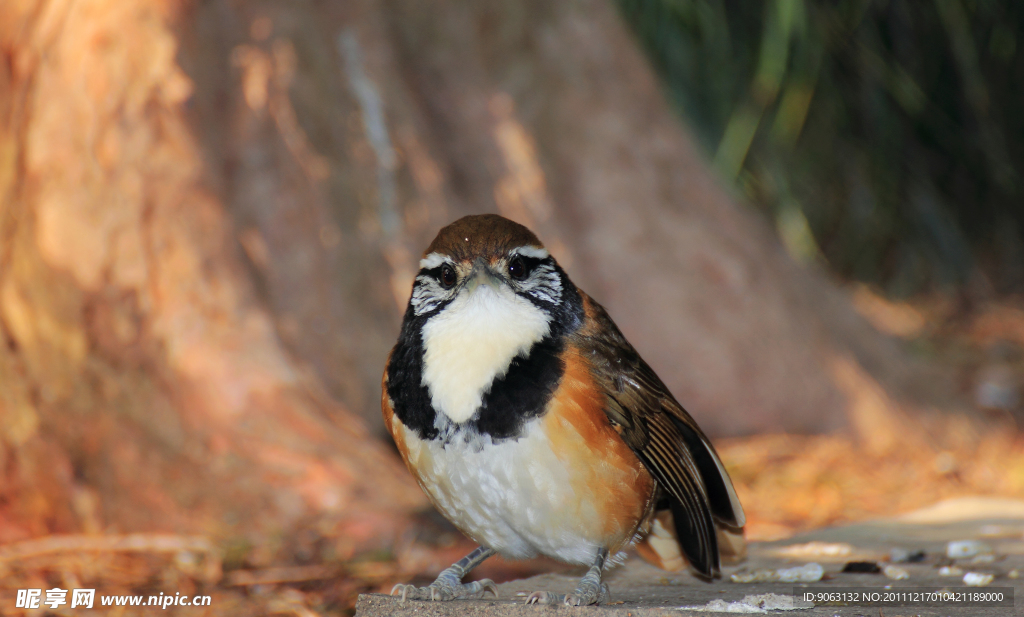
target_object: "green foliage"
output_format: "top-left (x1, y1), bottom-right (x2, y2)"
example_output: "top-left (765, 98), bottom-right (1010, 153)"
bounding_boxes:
top-left (618, 0), bottom-right (1024, 296)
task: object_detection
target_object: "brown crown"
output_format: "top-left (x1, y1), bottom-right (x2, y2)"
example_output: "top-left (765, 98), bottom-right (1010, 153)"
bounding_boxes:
top-left (424, 214), bottom-right (544, 261)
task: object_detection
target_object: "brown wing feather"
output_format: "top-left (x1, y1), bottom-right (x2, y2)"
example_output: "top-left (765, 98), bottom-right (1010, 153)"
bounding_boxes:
top-left (573, 293), bottom-right (745, 578)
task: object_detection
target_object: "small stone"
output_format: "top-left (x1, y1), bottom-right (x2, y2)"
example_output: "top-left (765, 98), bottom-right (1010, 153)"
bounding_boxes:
top-left (883, 565), bottom-right (909, 580)
top-left (946, 540), bottom-right (992, 559)
top-left (729, 562), bottom-right (824, 584)
top-left (889, 548), bottom-right (926, 563)
top-left (938, 565), bottom-right (963, 576)
top-left (777, 563), bottom-right (824, 582)
top-left (841, 561), bottom-right (881, 574)
top-left (776, 541), bottom-right (852, 558)
top-left (963, 572), bottom-right (994, 587)
top-left (889, 548), bottom-right (910, 563)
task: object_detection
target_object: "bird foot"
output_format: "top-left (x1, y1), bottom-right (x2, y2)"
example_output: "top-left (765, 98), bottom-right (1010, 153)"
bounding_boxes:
top-left (526, 550), bottom-right (609, 606)
top-left (565, 581), bottom-right (608, 606)
top-left (391, 568), bottom-right (497, 602)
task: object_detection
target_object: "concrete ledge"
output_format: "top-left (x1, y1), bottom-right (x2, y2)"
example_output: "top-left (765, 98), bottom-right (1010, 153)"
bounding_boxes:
top-left (359, 502), bottom-right (1024, 616)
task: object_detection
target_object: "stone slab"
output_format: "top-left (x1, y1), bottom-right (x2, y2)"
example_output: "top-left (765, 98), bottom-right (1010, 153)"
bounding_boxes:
top-left (358, 498), bottom-right (1024, 616)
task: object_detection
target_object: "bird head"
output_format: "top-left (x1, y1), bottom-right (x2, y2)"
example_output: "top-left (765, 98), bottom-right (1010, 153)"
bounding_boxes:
top-left (401, 214), bottom-right (582, 424)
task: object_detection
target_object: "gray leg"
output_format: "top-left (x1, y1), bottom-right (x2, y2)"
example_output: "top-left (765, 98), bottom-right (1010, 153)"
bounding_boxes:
top-left (526, 548), bottom-right (609, 606)
top-left (391, 546), bottom-right (498, 601)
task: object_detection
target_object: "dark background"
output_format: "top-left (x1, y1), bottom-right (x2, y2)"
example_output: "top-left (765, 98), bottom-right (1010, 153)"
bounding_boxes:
top-left (623, 0), bottom-right (1024, 297)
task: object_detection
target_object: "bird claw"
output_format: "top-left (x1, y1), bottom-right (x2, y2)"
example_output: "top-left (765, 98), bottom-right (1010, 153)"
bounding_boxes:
top-left (390, 578), bottom-right (498, 602)
top-left (525, 591), bottom-right (564, 605)
top-left (390, 583), bottom-right (417, 602)
top-left (454, 578), bottom-right (498, 600)
top-left (470, 579), bottom-right (499, 599)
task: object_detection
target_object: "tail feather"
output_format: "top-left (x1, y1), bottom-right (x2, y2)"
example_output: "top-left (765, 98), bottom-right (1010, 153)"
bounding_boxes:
top-left (670, 494), bottom-right (718, 579)
top-left (636, 508), bottom-right (747, 574)
top-left (635, 417), bottom-right (747, 576)
top-left (672, 417), bottom-right (746, 529)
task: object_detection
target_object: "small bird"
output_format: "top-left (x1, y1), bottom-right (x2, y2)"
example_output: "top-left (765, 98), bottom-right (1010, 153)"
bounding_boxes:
top-left (383, 214), bottom-right (744, 606)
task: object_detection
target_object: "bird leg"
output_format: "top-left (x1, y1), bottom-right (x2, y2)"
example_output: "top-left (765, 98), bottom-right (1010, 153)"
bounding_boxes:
top-left (391, 546), bottom-right (498, 601)
top-left (526, 548), bottom-right (609, 606)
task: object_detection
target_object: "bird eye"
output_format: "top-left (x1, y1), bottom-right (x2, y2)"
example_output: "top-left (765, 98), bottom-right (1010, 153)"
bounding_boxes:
top-left (508, 256), bottom-right (527, 281)
top-left (439, 264), bottom-right (457, 289)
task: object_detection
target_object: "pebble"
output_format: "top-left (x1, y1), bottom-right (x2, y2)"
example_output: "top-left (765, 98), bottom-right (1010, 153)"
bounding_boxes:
top-left (730, 562), bottom-right (824, 583)
top-left (882, 565), bottom-right (909, 580)
top-left (946, 540), bottom-right (992, 559)
top-left (776, 541), bottom-right (852, 558)
top-left (963, 572), bottom-right (995, 587)
top-left (889, 548), bottom-right (925, 563)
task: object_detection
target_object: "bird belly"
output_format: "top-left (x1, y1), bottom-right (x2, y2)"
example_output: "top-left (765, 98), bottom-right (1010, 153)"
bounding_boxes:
top-left (393, 372), bottom-right (654, 565)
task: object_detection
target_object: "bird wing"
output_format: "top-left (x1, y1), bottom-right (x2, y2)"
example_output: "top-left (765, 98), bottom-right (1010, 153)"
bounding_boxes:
top-left (574, 295), bottom-right (745, 578)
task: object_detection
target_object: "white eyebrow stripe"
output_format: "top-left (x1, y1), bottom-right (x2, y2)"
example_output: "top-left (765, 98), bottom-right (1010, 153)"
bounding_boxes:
top-left (419, 252), bottom-right (450, 270)
top-left (511, 246), bottom-right (549, 259)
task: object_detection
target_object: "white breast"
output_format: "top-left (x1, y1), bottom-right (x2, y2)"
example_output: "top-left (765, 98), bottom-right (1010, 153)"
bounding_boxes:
top-left (420, 284), bottom-right (550, 423)
top-left (399, 421), bottom-right (603, 565)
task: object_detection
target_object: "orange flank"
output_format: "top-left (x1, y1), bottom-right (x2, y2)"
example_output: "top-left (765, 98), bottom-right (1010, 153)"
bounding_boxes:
top-left (544, 345), bottom-right (655, 553)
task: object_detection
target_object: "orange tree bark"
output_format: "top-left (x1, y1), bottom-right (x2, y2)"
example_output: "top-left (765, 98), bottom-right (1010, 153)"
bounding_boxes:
top-left (0, 0), bottom-right (421, 553)
top-left (0, 0), bottom-right (953, 547)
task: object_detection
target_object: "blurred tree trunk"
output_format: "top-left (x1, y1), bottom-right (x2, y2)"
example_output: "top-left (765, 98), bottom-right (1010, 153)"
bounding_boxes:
top-left (188, 0), bottom-right (947, 437)
top-left (0, 0), bottom-right (421, 554)
top-left (0, 0), bottom-right (951, 546)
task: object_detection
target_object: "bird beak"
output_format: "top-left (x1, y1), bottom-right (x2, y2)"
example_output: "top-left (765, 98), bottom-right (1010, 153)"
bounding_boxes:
top-left (464, 258), bottom-right (504, 292)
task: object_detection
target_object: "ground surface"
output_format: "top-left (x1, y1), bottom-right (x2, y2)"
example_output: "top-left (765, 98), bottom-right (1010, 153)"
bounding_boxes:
top-left (357, 497), bottom-right (1023, 616)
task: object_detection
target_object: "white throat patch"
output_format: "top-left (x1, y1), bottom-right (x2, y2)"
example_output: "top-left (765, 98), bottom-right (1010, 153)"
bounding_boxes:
top-left (421, 282), bottom-right (550, 424)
